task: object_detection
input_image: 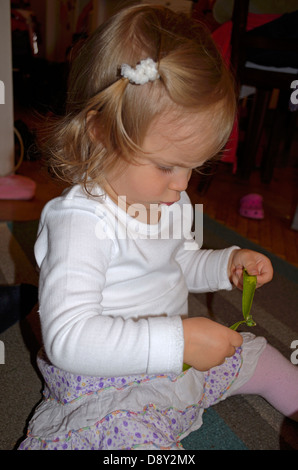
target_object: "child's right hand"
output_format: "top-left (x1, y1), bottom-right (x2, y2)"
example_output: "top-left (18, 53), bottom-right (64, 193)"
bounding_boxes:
top-left (182, 317), bottom-right (243, 371)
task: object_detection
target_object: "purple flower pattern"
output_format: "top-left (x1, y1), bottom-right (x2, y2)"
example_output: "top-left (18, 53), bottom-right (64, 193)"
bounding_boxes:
top-left (19, 348), bottom-right (242, 450)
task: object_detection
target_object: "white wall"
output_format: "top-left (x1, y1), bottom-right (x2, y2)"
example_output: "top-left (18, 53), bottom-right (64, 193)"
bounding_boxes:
top-left (0, 0), bottom-right (14, 176)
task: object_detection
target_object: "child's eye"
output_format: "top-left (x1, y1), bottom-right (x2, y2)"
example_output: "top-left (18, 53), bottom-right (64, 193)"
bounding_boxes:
top-left (158, 166), bottom-right (174, 174)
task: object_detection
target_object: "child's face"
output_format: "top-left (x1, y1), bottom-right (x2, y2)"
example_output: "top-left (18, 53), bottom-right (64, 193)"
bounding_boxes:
top-left (104, 110), bottom-right (221, 214)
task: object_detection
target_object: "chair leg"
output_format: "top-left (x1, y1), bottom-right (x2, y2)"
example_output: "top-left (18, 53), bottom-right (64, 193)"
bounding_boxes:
top-left (260, 90), bottom-right (289, 183)
top-left (238, 89), bottom-right (271, 179)
top-left (260, 107), bottom-right (281, 183)
top-left (282, 107), bottom-right (298, 164)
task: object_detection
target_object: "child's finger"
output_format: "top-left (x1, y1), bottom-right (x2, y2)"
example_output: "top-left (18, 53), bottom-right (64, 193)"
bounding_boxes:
top-left (231, 329), bottom-right (243, 348)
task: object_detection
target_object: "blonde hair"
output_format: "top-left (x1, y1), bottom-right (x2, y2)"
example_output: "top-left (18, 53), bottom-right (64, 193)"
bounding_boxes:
top-left (44, 4), bottom-right (236, 189)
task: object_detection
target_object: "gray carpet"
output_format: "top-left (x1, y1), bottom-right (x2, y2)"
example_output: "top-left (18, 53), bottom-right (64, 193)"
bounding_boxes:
top-left (0, 216), bottom-right (297, 450)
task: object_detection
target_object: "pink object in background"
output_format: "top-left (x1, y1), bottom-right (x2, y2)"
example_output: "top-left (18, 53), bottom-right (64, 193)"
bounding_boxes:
top-left (239, 193), bottom-right (264, 219)
top-left (0, 175), bottom-right (36, 200)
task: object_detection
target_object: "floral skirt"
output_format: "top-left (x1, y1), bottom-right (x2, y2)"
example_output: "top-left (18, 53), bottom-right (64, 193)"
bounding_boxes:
top-left (19, 332), bottom-right (266, 450)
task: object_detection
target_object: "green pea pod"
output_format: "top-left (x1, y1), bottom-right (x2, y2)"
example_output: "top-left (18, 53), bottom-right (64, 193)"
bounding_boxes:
top-left (242, 268), bottom-right (257, 321)
top-left (230, 268), bottom-right (257, 330)
top-left (230, 320), bottom-right (246, 331)
top-left (184, 269), bottom-right (257, 371)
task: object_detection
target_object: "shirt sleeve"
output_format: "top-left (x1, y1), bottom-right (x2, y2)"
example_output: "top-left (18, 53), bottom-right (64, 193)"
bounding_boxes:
top-left (174, 192), bottom-right (240, 292)
top-left (175, 243), bottom-right (239, 292)
top-left (35, 196), bottom-right (184, 377)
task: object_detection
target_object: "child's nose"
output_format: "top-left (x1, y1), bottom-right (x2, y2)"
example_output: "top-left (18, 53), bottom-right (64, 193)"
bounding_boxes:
top-left (168, 169), bottom-right (192, 192)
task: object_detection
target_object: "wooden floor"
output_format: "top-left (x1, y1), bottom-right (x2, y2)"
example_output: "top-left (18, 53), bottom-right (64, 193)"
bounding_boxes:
top-left (0, 157), bottom-right (297, 267)
top-left (188, 164), bottom-right (298, 267)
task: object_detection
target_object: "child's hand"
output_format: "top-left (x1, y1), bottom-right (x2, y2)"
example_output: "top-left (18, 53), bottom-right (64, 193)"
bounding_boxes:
top-left (228, 249), bottom-right (273, 289)
top-left (182, 317), bottom-right (243, 371)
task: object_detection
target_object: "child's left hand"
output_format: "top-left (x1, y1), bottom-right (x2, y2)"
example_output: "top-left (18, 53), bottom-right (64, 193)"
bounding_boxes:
top-left (228, 249), bottom-right (273, 289)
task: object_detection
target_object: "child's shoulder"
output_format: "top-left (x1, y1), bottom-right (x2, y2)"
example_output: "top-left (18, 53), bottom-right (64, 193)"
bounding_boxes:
top-left (48, 184), bottom-right (105, 206)
top-left (41, 184), bottom-right (108, 220)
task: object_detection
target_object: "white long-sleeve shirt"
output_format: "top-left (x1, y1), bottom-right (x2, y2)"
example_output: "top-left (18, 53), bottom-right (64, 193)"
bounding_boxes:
top-left (34, 185), bottom-right (237, 377)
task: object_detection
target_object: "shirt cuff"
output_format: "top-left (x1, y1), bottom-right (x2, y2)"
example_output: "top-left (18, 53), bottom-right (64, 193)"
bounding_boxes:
top-left (205, 246), bottom-right (240, 291)
top-left (147, 315), bottom-right (184, 375)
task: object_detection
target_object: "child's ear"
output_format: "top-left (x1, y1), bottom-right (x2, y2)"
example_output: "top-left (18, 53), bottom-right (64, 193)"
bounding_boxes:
top-left (86, 110), bottom-right (103, 144)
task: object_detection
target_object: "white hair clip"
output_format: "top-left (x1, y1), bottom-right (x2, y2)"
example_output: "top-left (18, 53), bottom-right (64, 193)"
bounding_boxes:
top-left (121, 58), bottom-right (160, 85)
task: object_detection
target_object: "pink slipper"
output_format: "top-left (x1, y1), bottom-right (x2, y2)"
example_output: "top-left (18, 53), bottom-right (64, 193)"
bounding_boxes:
top-left (0, 175), bottom-right (36, 200)
top-left (239, 193), bottom-right (264, 219)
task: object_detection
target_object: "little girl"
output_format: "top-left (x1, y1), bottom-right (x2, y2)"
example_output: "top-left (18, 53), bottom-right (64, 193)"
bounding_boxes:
top-left (19, 5), bottom-right (298, 450)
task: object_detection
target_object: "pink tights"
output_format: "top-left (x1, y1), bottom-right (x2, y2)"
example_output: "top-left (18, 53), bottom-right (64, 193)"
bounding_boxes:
top-left (232, 343), bottom-right (298, 420)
